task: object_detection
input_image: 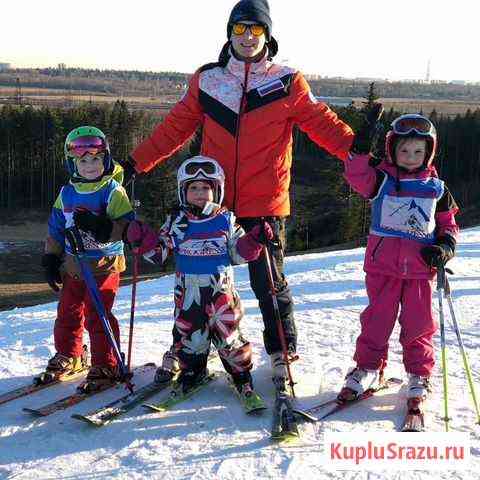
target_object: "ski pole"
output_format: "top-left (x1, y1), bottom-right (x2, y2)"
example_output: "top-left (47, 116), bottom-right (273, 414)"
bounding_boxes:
top-left (436, 265), bottom-right (451, 431)
top-left (262, 232), bottom-right (298, 398)
top-left (127, 251), bottom-right (138, 373)
top-left (127, 176), bottom-right (141, 373)
top-left (65, 227), bottom-right (134, 393)
top-left (443, 272), bottom-right (480, 424)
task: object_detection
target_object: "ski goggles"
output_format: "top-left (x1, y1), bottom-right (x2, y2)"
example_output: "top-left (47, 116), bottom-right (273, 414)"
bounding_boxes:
top-left (391, 116), bottom-right (434, 136)
top-left (231, 23), bottom-right (266, 37)
top-left (66, 136), bottom-right (107, 158)
top-left (184, 160), bottom-right (218, 177)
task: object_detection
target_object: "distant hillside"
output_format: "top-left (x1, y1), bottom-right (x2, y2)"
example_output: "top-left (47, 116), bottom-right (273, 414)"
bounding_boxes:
top-left (1, 67), bottom-right (480, 101)
top-left (0, 68), bottom-right (189, 97)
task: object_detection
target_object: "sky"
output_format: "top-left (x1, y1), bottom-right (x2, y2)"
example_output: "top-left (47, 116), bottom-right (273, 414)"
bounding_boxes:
top-left (1, 0), bottom-right (479, 82)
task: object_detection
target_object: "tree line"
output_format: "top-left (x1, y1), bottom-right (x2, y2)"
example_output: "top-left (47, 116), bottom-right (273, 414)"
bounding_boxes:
top-left (0, 98), bottom-right (479, 252)
top-left (308, 78), bottom-right (480, 101)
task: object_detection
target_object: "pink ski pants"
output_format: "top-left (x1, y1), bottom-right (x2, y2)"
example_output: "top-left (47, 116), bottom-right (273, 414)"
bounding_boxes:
top-left (353, 273), bottom-right (437, 376)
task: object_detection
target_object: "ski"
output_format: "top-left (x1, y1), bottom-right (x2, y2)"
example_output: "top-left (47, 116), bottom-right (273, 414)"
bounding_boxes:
top-left (291, 407), bottom-right (318, 423)
top-left (22, 363), bottom-right (155, 417)
top-left (75, 372), bottom-right (267, 427)
top-left (142, 372), bottom-right (217, 413)
top-left (71, 379), bottom-right (172, 427)
top-left (300, 397), bottom-right (338, 416)
top-left (271, 392), bottom-right (300, 442)
top-left (0, 368), bottom-right (88, 407)
top-left (72, 352), bottom-right (219, 426)
top-left (227, 377), bottom-right (267, 415)
top-left (304, 377), bottom-right (403, 422)
top-left (401, 397), bottom-right (426, 432)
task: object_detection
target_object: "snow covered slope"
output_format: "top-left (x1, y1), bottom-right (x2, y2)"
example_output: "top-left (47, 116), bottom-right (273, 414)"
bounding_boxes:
top-left (1, 227), bottom-right (479, 479)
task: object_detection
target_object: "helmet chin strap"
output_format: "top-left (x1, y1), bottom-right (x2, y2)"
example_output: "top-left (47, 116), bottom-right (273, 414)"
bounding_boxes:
top-left (201, 201), bottom-right (220, 215)
top-left (185, 201), bottom-right (221, 218)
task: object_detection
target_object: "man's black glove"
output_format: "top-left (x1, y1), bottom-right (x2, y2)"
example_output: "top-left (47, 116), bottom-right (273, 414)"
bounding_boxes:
top-left (73, 210), bottom-right (113, 243)
top-left (41, 253), bottom-right (62, 292)
top-left (421, 242), bottom-right (454, 268)
top-left (350, 103), bottom-right (384, 155)
top-left (118, 155), bottom-right (138, 187)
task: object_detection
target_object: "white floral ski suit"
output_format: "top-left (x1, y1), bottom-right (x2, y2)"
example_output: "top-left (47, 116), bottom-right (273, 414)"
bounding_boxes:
top-left (154, 207), bottom-right (253, 376)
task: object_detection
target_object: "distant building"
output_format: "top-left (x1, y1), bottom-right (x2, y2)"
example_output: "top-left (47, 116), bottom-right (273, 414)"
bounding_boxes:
top-left (304, 74), bottom-right (323, 81)
top-left (450, 80), bottom-right (467, 85)
top-left (354, 77), bottom-right (387, 82)
top-left (0, 62), bottom-right (11, 71)
top-left (399, 79), bottom-right (424, 84)
top-left (425, 58), bottom-right (431, 83)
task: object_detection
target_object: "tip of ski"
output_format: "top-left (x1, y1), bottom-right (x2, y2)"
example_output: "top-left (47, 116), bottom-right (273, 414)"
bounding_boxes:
top-left (71, 413), bottom-right (105, 427)
top-left (22, 407), bottom-right (47, 417)
top-left (401, 398), bottom-right (426, 432)
top-left (245, 404), bottom-right (268, 415)
top-left (0, 368), bottom-right (88, 406)
top-left (271, 430), bottom-right (301, 444)
top-left (142, 403), bottom-right (166, 413)
top-left (292, 408), bottom-right (318, 423)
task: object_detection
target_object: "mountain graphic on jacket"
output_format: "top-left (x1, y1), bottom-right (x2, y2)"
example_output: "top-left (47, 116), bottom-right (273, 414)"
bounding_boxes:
top-left (389, 199), bottom-right (430, 222)
top-left (407, 200), bottom-right (430, 222)
top-left (387, 199), bottom-right (431, 237)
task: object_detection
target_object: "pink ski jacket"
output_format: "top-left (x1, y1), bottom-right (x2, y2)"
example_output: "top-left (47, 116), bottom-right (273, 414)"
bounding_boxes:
top-left (344, 153), bottom-right (459, 279)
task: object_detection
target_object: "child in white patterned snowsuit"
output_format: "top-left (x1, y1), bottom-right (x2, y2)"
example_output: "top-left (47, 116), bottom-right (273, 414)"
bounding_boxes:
top-left (126, 155), bottom-right (273, 396)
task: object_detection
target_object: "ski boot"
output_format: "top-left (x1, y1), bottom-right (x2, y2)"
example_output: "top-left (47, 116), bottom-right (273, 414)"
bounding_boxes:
top-left (77, 365), bottom-right (120, 393)
top-left (142, 367), bottom-right (214, 412)
top-left (232, 371), bottom-right (266, 414)
top-left (176, 368), bottom-right (209, 395)
top-left (407, 374), bottom-right (431, 399)
top-left (338, 367), bottom-right (381, 402)
top-left (154, 347), bottom-right (180, 384)
top-left (232, 371), bottom-right (254, 395)
top-left (33, 345), bottom-right (88, 385)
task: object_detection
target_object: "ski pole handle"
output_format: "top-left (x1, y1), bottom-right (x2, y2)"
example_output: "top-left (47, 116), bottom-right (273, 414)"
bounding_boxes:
top-left (436, 264), bottom-right (446, 292)
top-left (65, 227), bottom-right (86, 256)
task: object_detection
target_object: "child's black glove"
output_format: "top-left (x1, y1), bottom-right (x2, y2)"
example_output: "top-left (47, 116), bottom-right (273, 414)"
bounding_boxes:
top-left (41, 253), bottom-right (62, 292)
top-left (420, 243), bottom-right (454, 268)
top-left (350, 103), bottom-right (384, 155)
top-left (73, 209), bottom-right (113, 243)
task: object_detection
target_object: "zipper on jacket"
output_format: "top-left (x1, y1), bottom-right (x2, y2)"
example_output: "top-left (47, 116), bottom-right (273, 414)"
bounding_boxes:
top-left (371, 237), bottom-right (384, 262)
top-left (232, 63), bottom-right (250, 213)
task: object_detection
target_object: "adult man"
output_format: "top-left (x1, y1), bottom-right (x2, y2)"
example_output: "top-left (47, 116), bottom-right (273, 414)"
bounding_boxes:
top-left (125, 0), bottom-right (354, 391)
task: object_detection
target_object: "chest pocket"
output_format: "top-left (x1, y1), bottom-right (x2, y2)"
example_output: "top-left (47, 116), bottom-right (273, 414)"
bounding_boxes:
top-left (245, 73), bottom-right (293, 113)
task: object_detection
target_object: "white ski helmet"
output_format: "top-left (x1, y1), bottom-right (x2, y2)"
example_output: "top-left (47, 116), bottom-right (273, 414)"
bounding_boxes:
top-left (177, 156), bottom-right (225, 206)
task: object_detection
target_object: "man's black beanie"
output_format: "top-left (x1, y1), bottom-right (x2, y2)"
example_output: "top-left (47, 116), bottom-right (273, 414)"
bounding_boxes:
top-left (227, 0), bottom-right (272, 40)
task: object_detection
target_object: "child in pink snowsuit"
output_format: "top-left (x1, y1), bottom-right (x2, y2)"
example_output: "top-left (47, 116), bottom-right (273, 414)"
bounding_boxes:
top-left (340, 110), bottom-right (459, 401)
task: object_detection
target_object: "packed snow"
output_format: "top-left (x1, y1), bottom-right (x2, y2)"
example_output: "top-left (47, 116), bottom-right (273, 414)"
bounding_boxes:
top-left (1, 227), bottom-right (479, 479)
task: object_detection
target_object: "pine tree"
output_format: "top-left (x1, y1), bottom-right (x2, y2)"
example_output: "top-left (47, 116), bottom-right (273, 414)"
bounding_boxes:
top-left (363, 82), bottom-right (379, 111)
